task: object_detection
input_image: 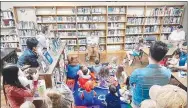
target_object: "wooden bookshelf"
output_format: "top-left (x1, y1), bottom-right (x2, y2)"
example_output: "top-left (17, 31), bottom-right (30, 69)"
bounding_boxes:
top-left (13, 5), bottom-right (185, 53)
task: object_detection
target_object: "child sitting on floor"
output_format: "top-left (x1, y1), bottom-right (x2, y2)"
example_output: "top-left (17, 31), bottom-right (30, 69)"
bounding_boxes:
top-left (108, 57), bottom-right (118, 76)
top-left (77, 65), bottom-right (91, 89)
top-left (105, 84), bottom-right (121, 108)
top-left (115, 65), bottom-right (128, 85)
top-left (97, 66), bottom-right (110, 88)
top-left (92, 59), bottom-right (102, 74)
top-left (81, 80), bottom-right (97, 106)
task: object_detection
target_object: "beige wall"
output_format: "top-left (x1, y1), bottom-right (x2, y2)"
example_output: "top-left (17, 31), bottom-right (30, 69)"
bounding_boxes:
top-left (1, 2), bottom-right (187, 34)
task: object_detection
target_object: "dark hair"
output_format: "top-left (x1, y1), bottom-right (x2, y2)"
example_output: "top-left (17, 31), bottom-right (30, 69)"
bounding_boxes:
top-left (149, 41), bottom-right (168, 62)
top-left (139, 38), bottom-right (144, 43)
top-left (109, 84), bottom-right (117, 95)
top-left (26, 38), bottom-right (39, 50)
top-left (174, 49), bottom-right (181, 56)
top-left (98, 66), bottom-right (109, 78)
top-left (177, 25), bottom-right (183, 29)
top-left (95, 59), bottom-right (100, 65)
top-left (82, 69), bottom-right (88, 75)
top-left (116, 65), bottom-right (124, 79)
top-left (2, 63), bottom-right (25, 103)
top-left (42, 26), bottom-right (48, 34)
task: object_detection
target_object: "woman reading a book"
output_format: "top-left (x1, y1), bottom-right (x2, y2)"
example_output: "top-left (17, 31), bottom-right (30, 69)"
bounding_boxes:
top-left (2, 63), bottom-right (38, 108)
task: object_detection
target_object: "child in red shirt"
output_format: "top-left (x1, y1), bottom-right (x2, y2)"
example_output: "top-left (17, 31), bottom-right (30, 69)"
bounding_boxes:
top-left (77, 66), bottom-right (91, 89)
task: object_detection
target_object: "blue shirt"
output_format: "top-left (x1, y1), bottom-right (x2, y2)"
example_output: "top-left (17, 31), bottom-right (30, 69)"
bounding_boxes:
top-left (17, 48), bottom-right (39, 67)
top-left (130, 64), bottom-right (171, 106)
top-left (83, 90), bottom-right (95, 105)
top-left (67, 64), bottom-right (80, 79)
top-left (105, 93), bottom-right (121, 108)
top-left (92, 64), bottom-right (102, 73)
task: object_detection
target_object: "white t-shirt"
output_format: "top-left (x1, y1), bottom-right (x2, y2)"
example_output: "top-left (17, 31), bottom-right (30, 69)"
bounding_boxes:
top-left (18, 68), bottom-right (29, 87)
top-left (169, 30), bottom-right (185, 41)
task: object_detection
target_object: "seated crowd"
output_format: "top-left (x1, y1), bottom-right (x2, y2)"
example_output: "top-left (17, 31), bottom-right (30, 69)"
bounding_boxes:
top-left (2, 39), bottom-right (187, 108)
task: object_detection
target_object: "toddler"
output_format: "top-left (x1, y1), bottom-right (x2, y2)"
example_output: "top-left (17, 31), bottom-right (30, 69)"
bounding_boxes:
top-left (105, 84), bottom-right (121, 108)
top-left (115, 65), bottom-right (128, 85)
top-left (77, 65), bottom-right (91, 89)
top-left (81, 81), bottom-right (97, 106)
top-left (92, 59), bottom-right (102, 74)
top-left (108, 57), bottom-right (118, 76)
top-left (97, 66), bottom-right (110, 88)
top-left (167, 49), bottom-right (180, 68)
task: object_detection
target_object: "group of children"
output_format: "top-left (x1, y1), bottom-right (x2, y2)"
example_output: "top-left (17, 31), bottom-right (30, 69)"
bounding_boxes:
top-left (66, 56), bottom-right (131, 107)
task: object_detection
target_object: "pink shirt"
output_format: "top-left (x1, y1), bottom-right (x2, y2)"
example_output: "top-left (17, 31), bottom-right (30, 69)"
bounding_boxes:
top-left (4, 85), bottom-right (33, 108)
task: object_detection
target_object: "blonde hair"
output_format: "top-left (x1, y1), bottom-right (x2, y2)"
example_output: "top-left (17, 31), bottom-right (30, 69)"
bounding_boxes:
top-left (20, 101), bottom-right (35, 108)
top-left (141, 99), bottom-right (157, 108)
top-left (45, 89), bottom-right (74, 108)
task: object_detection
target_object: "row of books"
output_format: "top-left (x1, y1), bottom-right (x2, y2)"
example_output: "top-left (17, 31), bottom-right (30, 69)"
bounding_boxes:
top-left (149, 7), bottom-right (183, 16)
top-left (126, 27), bottom-right (142, 34)
top-left (58, 32), bottom-right (76, 37)
top-left (67, 40), bottom-right (77, 45)
top-left (125, 44), bottom-right (137, 50)
top-left (18, 30), bottom-right (36, 36)
top-left (77, 24), bottom-right (103, 29)
top-left (37, 16), bottom-right (56, 23)
top-left (144, 26), bottom-right (159, 33)
top-left (78, 31), bottom-right (105, 37)
top-left (125, 36), bottom-right (141, 43)
top-left (108, 23), bottom-right (124, 28)
top-left (127, 18), bottom-right (144, 25)
top-left (67, 46), bottom-right (77, 52)
top-left (108, 16), bottom-right (124, 22)
top-left (1, 43), bottom-right (18, 48)
top-left (1, 35), bottom-right (18, 42)
top-left (108, 7), bottom-right (126, 13)
top-left (107, 37), bottom-right (123, 43)
top-left (107, 45), bottom-right (121, 51)
top-left (92, 16), bottom-right (105, 22)
top-left (99, 46), bottom-right (105, 51)
top-left (1, 11), bottom-right (13, 19)
top-left (100, 38), bottom-right (105, 43)
top-left (1, 20), bottom-right (15, 27)
top-left (17, 21), bottom-right (35, 29)
top-left (79, 46), bottom-right (86, 51)
top-left (57, 24), bottom-right (76, 30)
top-left (163, 17), bottom-right (180, 24)
top-left (77, 7), bottom-right (91, 14)
top-left (162, 26), bottom-right (177, 33)
top-left (108, 30), bottom-right (122, 36)
top-left (145, 17), bottom-right (160, 24)
top-left (78, 39), bottom-right (86, 44)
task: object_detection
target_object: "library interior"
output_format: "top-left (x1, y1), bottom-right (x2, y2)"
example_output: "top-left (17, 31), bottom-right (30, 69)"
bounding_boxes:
top-left (0, 1), bottom-right (187, 108)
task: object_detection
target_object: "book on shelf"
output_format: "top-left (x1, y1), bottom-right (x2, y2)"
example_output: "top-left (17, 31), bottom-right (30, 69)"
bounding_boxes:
top-left (107, 37), bottom-right (123, 43)
top-left (57, 24), bottom-right (76, 30)
top-left (1, 20), bottom-right (15, 27)
top-left (127, 18), bottom-right (144, 25)
top-left (108, 15), bottom-right (123, 22)
top-left (43, 50), bottom-right (53, 64)
top-left (149, 7), bottom-right (183, 16)
top-left (162, 26), bottom-right (177, 33)
top-left (108, 23), bottom-right (124, 29)
top-left (107, 45), bottom-right (121, 51)
top-left (108, 7), bottom-right (125, 14)
top-left (145, 17), bottom-right (160, 25)
top-left (78, 39), bottom-right (86, 45)
top-left (77, 7), bottom-right (91, 14)
top-left (126, 27), bottom-right (142, 34)
top-left (1, 35), bottom-right (18, 42)
top-left (144, 26), bottom-right (159, 33)
top-left (78, 31), bottom-right (104, 37)
top-left (92, 8), bottom-right (103, 14)
top-left (108, 30), bottom-right (122, 36)
top-left (1, 43), bottom-right (18, 48)
top-left (1, 11), bottom-right (13, 19)
top-left (163, 17), bottom-right (180, 24)
top-left (17, 21), bottom-right (35, 29)
top-left (125, 36), bottom-right (141, 44)
top-left (77, 16), bottom-right (92, 22)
